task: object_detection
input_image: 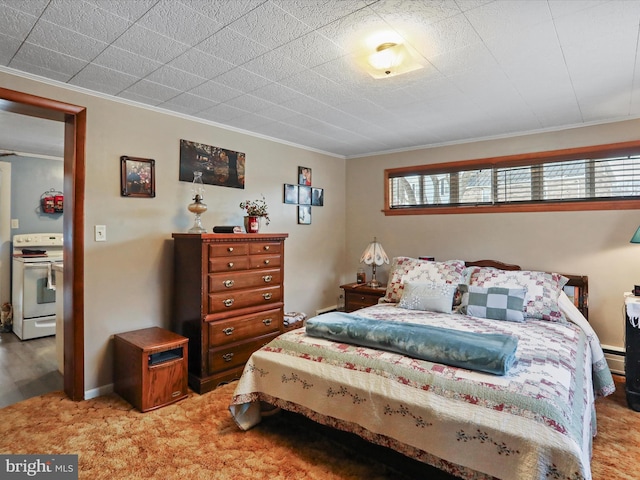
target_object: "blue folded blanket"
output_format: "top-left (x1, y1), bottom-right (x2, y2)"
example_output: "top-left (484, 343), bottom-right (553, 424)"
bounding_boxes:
top-left (305, 312), bottom-right (518, 375)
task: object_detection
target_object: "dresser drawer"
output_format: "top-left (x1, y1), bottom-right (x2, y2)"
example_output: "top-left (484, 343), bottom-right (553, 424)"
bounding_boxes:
top-left (209, 243), bottom-right (249, 257)
top-left (249, 254), bottom-right (281, 269)
top-left (208, 308), bottom-right (282, 346)
top-left (208, 285), bottom-right (282, 313)
top-left (249, 242), bottom-right (282, 255)
top-left (209, 269), bottom-right (281, 293)
top-left (209, 256), bottom-right (251, 272)
top-left (208, 333), bottom-right (279, 374)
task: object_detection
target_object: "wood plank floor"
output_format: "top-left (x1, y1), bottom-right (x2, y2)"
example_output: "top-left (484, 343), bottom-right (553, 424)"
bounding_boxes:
top-left (0, 332), bottom-right (62, 408)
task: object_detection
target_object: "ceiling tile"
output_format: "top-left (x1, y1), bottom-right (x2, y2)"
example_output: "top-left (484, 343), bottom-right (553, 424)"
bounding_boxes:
top-left (179, 0), bottom-right (265, 26)
top-left (241, 50), bottom-right (308, 82)
top-left (195, 27), bottom-right (270, 65)
top-left (137, 0), bottom-right (223, 45)
top-left (0, 0), bottom-right (48, 16)
top-left (112, 24), bottom-right (191, 63)
top-left (93, 45), bottom-right (163, 78)
top-left (11, 42), bottom-right (87, 78)
top-left (211, 67), bottom-right (272, 93)
top-left (41, 0), bottom-right (132, 43)
top-left (120, 79), bottom-right (182, 103)
top-left (0, 33), bottom-right (20, 65)
top-left (0, 5), bottom-right (39, 40)
top-left (189, 80), bottom-right (244, 103)
top-left (168, 48), bottom-right (235, 80)
top-left (84, 0), bottom-right (158, 22)
top-left (68, 63), bottom-right (138, 95)
top-left (28, 20), bottom-right (109, 61)
top-left (159, 92), bottom-right (218, 115)
top-left (227, 1), bottom-right (313, 50)
top-left (146, 65), bottom-right (207, 91)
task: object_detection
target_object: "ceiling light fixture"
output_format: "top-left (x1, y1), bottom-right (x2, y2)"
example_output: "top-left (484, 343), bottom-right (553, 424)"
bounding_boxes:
top-left (366, 42), bottom-right (424, 79)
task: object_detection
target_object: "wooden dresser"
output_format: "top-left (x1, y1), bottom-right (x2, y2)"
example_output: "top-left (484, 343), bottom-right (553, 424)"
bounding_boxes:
top-left (172, 233), bottom-right (287, 394)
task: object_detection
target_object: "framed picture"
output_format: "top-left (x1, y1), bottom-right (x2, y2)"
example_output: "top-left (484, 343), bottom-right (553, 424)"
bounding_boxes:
top-left (312, 187), bottom-right (324, 206)
top-left (298, 205), bottom-right (311, 224)
top-left (179, 139), bottom-right (245, 189)
top-left (298, 185), bottom-right (312, 205)
top-left (298, 166), bottom-right (312, 186)
top-left (283, 184), bottom-right (298, 204)
top-left (121, 156), bottom-right (155, 197)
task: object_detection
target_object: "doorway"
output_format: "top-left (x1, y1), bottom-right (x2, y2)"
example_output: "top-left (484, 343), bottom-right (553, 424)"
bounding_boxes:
top-left (0, 87), bottom-right (85, 401)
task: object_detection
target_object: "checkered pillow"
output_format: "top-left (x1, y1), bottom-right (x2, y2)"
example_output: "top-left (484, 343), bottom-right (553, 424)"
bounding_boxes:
top-left (459, 284), bottom-right (527, 322)
top-left (468, 268), bottom-right (568, 322)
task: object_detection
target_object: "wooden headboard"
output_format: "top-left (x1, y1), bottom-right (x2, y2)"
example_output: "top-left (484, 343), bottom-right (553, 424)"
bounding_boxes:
top-left (465, 260), bottom-right (589, 320)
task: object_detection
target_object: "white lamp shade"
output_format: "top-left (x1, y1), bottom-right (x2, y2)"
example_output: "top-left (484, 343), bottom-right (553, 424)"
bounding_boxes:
top-left (360, 239), bottom-right (389, 266)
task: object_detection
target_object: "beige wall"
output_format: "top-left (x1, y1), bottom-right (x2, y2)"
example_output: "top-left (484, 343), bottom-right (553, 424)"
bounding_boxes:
top-left (345, 122), bottom-right (640, 352)
top-left (4, 67), bottom-right (638, 394)
top-left (1, 71), bottom-right (347, 394)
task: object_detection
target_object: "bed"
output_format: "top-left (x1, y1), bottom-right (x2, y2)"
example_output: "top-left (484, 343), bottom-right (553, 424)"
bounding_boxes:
top-left (229, 258), bottom-right (615, 480)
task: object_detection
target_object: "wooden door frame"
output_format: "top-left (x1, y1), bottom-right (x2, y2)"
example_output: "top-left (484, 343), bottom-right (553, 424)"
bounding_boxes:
top-left (0, 87), bottom-right (85, 401)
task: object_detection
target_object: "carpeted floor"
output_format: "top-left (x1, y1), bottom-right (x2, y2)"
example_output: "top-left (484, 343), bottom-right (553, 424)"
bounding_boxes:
top-left (0, 375), bottom-right (636, 479)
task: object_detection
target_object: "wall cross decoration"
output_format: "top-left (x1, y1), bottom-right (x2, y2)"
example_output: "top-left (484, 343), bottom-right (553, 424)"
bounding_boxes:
top-left (283, 166), bottom-right (323, 225)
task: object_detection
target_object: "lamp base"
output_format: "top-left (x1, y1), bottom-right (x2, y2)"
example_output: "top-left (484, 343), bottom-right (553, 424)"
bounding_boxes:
top-left (369, 279), bottom-right (381, 289)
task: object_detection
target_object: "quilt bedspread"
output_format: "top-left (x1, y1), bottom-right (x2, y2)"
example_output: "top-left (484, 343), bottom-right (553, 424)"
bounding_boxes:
top-left (229, 303), bottom-right (613, 480)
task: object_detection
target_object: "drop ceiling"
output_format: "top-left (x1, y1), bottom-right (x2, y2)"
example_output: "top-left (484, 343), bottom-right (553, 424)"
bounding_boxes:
top-left (1, 0), bottom-right (640, 159)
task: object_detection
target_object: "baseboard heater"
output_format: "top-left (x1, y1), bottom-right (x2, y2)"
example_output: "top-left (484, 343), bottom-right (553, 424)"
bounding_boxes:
top-left (602, 344), bottom-right (625, 376)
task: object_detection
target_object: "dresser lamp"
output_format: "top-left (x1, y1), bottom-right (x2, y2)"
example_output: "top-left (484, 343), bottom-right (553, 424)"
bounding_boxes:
top-left (359, 237), bottom-right (389, 288)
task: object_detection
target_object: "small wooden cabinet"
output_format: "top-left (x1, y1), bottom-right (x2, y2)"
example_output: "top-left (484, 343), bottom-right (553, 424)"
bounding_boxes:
top-left (172, 233), bottom-right (288, 394)
top-left (113, 327), bottom-right (188, 412)
top-left (341, 282), bottom-right (386, 312)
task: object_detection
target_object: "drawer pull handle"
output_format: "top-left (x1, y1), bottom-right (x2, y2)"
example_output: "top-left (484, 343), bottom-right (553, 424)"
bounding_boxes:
top-left (262, 293), bottom-right (272, 300)
top-left (224, 279), bottom-right (234, 288)
top-left (264, 259), bottom-right (270, 265)
top-left (264, 245), bottom-right (270, 251)
top-left (227, 262), bottom-right (234, 268)
top-left (223, 298), bottom-right (234, 307)
top-left (172, 391), bottom-right (182, 398)
top-left (223, 353), bottom-right (234, 362)
top-left (263, 318), bottom-right (272, 326)
top-left (227, 247), bottom-right (234, 252)
top-left (262, 275), bottom-right (272, 283)
top-left (222, 327), bottom-right (235, 336)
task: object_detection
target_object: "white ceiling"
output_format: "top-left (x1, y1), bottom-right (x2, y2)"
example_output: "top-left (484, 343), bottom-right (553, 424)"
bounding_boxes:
top-left (1, 0), bottom-right (640, 159)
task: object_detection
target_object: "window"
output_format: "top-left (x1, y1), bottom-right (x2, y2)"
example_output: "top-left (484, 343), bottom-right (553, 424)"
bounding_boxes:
top-left (384, 141), bottom-right (640, 215)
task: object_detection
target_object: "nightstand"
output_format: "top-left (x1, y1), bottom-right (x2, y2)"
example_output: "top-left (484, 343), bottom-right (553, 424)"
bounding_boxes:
top-left (341, 283), bottom-right (386, 312)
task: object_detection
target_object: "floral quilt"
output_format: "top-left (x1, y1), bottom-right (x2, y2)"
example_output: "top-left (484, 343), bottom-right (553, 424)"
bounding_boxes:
top-left (230, 302), bottom-right (614, 480)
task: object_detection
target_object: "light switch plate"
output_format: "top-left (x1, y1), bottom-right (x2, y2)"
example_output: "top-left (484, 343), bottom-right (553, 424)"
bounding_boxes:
top-left (95, 225), bottom-right (106, 242)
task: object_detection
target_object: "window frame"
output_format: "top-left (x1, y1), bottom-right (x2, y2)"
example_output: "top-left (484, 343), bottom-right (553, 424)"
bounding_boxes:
top-left (383, 140), bottom-right (640, 215)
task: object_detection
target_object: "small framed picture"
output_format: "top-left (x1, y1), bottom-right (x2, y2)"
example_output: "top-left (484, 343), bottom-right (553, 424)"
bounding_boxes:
top-left (298, 205), bottom-right (311, 224)
top-left (312, 187), bottom-right (324, 206)
top-left (298, 166), bottom-right (312, 186)
top-left (121, 156), bottom-right (155, 197)
top-left (284, 184), bottom-right (298, 204)
top-left (298, 185), bottom-right (312, 205)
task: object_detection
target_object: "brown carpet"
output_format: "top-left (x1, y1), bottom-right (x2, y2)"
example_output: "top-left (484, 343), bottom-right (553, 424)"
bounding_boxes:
top-left (0, 375), bottom-right (635, 479)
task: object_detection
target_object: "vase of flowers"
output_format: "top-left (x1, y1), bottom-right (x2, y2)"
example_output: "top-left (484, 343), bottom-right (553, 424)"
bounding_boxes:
top-left (240, 196), bottom-right (270, 233)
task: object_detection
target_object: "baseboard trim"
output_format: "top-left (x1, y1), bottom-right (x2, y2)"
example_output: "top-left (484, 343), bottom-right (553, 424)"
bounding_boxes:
top-left (85, 383), bottom-right (113, 400)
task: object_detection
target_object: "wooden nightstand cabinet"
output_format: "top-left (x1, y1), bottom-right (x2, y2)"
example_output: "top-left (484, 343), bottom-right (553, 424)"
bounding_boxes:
top-left (113, 327), bottom-right (188, 412)
top-left (341, 283), bottom-right (386, 312)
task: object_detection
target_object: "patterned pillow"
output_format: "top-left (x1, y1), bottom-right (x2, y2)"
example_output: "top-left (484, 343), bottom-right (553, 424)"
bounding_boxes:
top-left (468, 268), bottom-right (568, 322)
top-left (383, 257), bottom-right (466, 303)
top-left (458, 284), bottom-right (527, 322)
top-left (398, 282), bottom-right (457, 313)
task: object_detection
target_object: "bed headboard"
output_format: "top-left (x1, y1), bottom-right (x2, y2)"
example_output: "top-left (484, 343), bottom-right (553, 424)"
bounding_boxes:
top-left (464, 260), bottom-right (589, 320)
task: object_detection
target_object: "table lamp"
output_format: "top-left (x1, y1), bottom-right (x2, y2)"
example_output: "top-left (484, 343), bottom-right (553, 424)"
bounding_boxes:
top-left (360, 237), bottom-right (389, 288)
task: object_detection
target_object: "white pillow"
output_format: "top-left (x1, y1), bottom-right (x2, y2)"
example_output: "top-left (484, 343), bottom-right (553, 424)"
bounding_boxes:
top-left (397, 282), bottom-right (457, 313)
